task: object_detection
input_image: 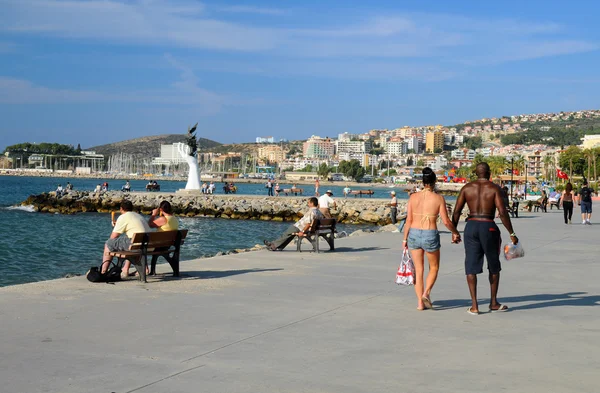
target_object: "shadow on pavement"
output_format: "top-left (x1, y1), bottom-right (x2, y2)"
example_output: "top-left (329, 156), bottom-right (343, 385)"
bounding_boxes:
top-left (152, 268), bottom-right (284, 281)
top-left (433, 292), bottom-right (599, 311)
top-left (334, 247), bottom-right (389, 253)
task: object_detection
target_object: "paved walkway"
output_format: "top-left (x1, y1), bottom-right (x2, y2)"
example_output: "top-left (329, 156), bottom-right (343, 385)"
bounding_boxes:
top-left (1, 210), bottom-right (598, 393)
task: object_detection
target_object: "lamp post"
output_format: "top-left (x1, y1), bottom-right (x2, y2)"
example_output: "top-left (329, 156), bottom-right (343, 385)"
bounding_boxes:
top-left (507, 155), bottom-right (514, 197)
top-left (524, 163), bottom-right (528, 197)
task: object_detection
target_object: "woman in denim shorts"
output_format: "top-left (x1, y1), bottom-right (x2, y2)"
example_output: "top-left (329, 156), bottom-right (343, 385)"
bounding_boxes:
top-left (403, 168), bottom-right (462, 310)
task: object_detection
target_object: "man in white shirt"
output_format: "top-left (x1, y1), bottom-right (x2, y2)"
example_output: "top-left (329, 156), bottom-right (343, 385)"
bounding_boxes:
top-left (318, 190), bottom-right (337, 218)
top-left (389, 191), bottom-right (398, 224)
top-left (264, 197), bottom-right (324, 251)
top-left (101, 200), bottom-right (151, 277)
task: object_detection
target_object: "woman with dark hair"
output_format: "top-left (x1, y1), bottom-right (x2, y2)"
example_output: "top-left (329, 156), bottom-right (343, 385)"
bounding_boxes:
top-left (148, 201), bottom-right (179, 232)
top-left (560, 182), bottom-right (574, 224)
top-left (403, 167), bottom-right (461, 310)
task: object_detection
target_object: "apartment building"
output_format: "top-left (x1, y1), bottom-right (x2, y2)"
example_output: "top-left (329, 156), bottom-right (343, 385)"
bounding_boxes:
top-left (257, 145), bottom-right (286, 163)
top-left (425, 131), bottom-right (444, 153)
top-left (303, 136), bottom-right (335, 159)
top-left (336, 139), bottom-right (372, 154)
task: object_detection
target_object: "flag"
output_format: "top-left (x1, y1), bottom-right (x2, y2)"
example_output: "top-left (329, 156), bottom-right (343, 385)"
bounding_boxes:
top-left (513, 169), bottom-right (520, 176)
top-left (557, 169), bottom-right (569, 179)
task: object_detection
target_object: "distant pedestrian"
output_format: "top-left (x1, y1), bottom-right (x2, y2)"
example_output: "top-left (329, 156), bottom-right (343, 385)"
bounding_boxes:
top-left (274, 183), bottom-right (281, 196)
top-left (578, 180), bottom-right (593, 225)
top-left (560, 182), bottom-right (574, 224)
top-left (201, 182), bottom-right (208, 194)
top-left (318, 190), bottom-right (337, 218)
top-left (388, 191), bottom-right (398, 224)
top-left (452, 162), bottom-right (518, 315)
top-left (266, 179), bottom-right (274, 196)
top-left (315, 178), bottom-right (320, 197)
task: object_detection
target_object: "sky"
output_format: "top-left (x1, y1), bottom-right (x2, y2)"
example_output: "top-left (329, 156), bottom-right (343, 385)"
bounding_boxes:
top-left (1, 0), bottom-right (600, 150)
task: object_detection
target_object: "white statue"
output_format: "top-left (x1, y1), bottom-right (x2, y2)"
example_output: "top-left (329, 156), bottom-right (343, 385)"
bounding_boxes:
top-left (177, 123), bottom-right (201, 190)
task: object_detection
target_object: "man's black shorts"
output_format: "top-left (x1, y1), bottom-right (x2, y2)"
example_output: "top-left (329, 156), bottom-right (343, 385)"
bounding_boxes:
top-left (463, 220), bottom-right (502, 275)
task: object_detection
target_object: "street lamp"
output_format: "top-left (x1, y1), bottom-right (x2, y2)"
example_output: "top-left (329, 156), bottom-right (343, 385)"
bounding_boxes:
top-left (524, 163), bottom-right (528, 196)
top-left (506, 155), bottom-right (514, 197)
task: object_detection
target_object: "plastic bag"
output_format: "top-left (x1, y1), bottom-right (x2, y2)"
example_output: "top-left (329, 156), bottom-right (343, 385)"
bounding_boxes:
top-left (396, 248), bottom-right (415, 285)
top-left (504, 242), bottom-right (525, 261)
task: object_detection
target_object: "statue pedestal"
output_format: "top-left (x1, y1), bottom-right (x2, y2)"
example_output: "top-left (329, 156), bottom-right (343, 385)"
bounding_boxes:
top-left (176, 189), bottom-right (205, 196)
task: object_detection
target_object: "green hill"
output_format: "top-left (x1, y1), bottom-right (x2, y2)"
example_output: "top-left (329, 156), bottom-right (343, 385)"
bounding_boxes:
top-left (88, 134), bottom-right (222, 157)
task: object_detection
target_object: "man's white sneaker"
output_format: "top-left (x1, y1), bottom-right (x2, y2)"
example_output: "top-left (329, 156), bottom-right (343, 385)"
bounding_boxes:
top-left (583, 220), bottom-right (587, 225)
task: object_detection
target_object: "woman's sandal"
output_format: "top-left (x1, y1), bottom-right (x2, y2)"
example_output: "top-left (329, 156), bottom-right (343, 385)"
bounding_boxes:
top-left (422, 296), bottom-right (433, 309)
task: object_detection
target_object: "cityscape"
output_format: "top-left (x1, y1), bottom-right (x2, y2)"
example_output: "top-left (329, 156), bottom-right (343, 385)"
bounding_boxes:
top-left (4, 108), bottom-right (599, 183)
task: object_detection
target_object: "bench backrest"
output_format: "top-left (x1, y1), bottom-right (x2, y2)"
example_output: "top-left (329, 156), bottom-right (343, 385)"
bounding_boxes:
top-left (129, 229), bottom-right (188, 250)
top-left (317, 218), bottom-right (336, 231)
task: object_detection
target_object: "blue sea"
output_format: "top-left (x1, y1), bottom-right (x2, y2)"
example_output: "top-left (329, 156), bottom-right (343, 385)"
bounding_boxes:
top-left (0, 176), bottom-right (398, 287)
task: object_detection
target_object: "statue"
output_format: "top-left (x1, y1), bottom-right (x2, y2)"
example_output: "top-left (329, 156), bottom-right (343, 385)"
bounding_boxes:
top-left (177, 123), bottom-right (202, 190)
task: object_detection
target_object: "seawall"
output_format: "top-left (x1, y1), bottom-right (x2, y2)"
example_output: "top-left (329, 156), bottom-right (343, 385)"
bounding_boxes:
top-left (22, 191), bottom-right (410, 225)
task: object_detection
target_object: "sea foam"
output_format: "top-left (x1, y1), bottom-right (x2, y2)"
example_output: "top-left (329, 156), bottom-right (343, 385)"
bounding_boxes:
top-left (5, 205), bottom-right (36, 213)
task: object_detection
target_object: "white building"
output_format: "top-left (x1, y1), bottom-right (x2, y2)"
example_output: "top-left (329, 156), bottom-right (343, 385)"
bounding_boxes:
top-left (336, 140), bottom-right (372, 154)
top-left (337, 132), bottom-right (359, 142)
top-left (256, 136), bottom-right (275, 143)
top-left (406, 136), bottom-right (421, 153)
top-left (152, 142), bottom-right (188, 165)
top-left (386, 141), bottom-right (407, 156)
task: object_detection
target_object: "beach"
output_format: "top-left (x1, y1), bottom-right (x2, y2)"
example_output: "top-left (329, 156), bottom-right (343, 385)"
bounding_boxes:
top-left (1, 210), bottom-right (598, 393)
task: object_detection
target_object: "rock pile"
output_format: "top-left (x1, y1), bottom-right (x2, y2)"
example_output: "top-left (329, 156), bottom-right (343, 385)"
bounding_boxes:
top-left (22, 191), bottom-right (412, 225)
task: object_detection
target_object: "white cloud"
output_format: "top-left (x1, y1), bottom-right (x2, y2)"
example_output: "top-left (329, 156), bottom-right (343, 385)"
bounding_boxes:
top-left (215, 5), bottom-right (287, 15)
top-left (0, 0), bottom-right (280, 51)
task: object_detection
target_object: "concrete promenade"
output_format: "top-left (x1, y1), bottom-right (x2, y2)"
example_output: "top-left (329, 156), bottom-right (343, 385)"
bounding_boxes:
top-left (1, 210), bottom-right (598, 393)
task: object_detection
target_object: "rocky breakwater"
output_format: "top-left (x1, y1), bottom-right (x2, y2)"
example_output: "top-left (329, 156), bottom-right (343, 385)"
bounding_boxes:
top-left (22, 191), bottom-right (410, 225)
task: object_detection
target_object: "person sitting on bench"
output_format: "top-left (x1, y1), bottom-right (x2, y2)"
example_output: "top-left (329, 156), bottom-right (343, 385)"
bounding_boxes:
top-left (101, 200), bottom-right (151, 278)
top-left (263, 197), bottom-right (323, 251)
top-left (148, 201), bottom-right (179, 232)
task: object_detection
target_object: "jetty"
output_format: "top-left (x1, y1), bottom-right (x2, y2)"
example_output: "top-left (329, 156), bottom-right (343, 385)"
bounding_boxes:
top-left (0, 210), bottom-right (598, 392)
top-left (22, 191), bottom-right (409, 225)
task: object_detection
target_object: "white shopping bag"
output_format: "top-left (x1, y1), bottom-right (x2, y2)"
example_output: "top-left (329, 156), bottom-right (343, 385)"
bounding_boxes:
top-left (396, 248), bottom-right (415, 285)
top-left (503, 241), bottom-right (525, 261)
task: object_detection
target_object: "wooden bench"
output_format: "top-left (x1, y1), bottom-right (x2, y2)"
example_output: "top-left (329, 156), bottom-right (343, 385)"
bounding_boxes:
top-left (350, 190), bottom-right (374, 198)
top-left (108, 229), bottom-right (188, 283)
top-left (145, 184), bottom-right (161, 192)
top-left (549, 197), bottom-right (561, 210)
top-left (282, 188), bottom-right (303, 196)
top-left (534, 198), bottom-right (548, 212)
top-left (295, 218), bottom-right (336, 253)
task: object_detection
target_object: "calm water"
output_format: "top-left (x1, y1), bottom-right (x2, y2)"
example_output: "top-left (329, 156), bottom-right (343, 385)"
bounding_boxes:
top-left (0, 176), bottom-right (394, 287)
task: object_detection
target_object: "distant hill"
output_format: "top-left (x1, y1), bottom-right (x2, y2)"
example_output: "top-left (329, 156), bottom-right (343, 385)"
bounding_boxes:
top-left (88, 134), bottom-right (222, 157)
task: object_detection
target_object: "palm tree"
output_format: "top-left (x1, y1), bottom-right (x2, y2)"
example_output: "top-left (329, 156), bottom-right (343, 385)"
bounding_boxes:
top-left (543, 155), bottom-right (555, 181)
top-left (512, 155), bottom-right (525, 174)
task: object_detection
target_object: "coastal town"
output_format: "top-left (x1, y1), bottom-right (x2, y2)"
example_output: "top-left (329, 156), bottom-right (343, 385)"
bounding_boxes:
top-left (2, 108), bottom-right (600, 189)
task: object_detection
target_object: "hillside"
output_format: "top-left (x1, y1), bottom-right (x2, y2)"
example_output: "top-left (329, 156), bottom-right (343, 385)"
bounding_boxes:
top-left (88, 134), bottom-right (222, 157)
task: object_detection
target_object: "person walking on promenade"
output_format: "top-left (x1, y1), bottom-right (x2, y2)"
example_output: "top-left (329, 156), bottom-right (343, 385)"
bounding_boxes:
top-left (315, 178), bottom-right (320, 197)
top-left (452, 162), bottom-right (519, 315)
top-left (560, 182), bottom-right (575, 224)
top-left (403, 168), bottom-right (461, 311)
top-left (274, 183), bottom-right (281, 196)
top-left (318, 190), bottom-right (337, 218)
top-left (389, 191), bottom-right (398, 224)
top-left (266, 179), bottom-right (274, 196)
top-left (263, 197), bottom-right (324, 251)
top-left (578, 180), bottom-right (593, 225)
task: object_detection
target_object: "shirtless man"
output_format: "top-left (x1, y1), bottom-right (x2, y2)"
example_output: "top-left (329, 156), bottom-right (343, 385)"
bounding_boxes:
top-left (452, 162), bottom-right (519, 315)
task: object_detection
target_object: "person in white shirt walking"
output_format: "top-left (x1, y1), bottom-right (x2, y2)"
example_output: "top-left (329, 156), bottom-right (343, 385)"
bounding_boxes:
top-left (318, 190), bottom-right (337, 218)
